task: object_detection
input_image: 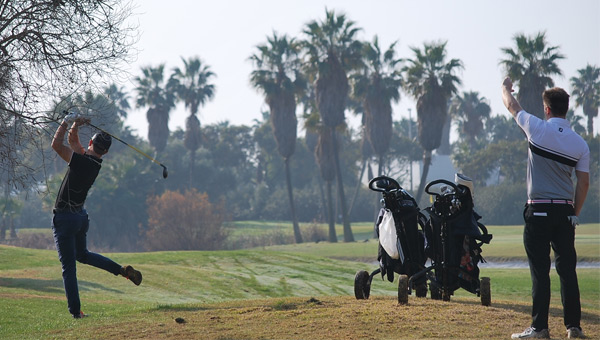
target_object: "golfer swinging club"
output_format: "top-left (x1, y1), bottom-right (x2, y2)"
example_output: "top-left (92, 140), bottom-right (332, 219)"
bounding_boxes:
top-left (51, 112), bottom-right (142, 318)
top-left (502, 77), bottom-right (590, 339)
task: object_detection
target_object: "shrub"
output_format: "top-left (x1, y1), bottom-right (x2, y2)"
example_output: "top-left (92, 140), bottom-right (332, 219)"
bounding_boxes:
top-left (1, 232), bottom-right (55, 250)
top-left (474, 182), bottom-right (526, 225)
top-left (143, 189), bottom-right (228, 251)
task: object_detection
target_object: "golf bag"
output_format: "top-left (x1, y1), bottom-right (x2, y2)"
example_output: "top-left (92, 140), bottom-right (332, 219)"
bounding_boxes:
top-left (415, 173), bottom-right (493, 305)
top-left (354, 176), bottom-right (428, 302)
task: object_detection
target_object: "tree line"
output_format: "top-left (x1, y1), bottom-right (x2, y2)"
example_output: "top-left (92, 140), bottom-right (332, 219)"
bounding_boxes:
top-left (0, 5), bottom-right (598, 250)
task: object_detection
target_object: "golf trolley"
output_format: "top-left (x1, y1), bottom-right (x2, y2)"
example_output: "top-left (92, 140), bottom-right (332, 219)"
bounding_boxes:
top-left (410, 174), bottom-right (493, 306)
top-left (354, 176), bottom-right (429, 304)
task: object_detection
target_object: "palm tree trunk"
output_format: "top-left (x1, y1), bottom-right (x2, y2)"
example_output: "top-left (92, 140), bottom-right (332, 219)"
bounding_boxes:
top-left (189, 149), bottom-right (196, 186)
top-left (374, 155), bottom-right (386, 238)
top-left (437, 115), bottom-right (452, 155)
top-left (368, 161), bottom-right (378, 238)
top-left (317, 177), bottom-right (327, 223)
top-left (284, 157), bottom-right (302, 243)
top-left (9, 216), bottom-right (16, 239)
top-left (330, 128), bottom-right (354, 242)
top-left (326, 180), bottom-right (337, 242)
top-left (0, 217), bottom-right (5, 240)
top-left (415, 149), bottom-right (433, 204)
top-left (587, 114), bottom-right (594, 136)
top-left (348, 158), bottom-right (367, 217)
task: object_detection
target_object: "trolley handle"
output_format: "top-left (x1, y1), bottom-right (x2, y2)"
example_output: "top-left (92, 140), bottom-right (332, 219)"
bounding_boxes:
top-left (368, 176), bottom-right (401, 193)
top-left (425, 179), bottom-right (459, 197)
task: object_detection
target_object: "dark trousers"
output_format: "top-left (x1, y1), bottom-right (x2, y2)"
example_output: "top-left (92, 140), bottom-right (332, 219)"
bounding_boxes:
top-left (52, 210), bottom-right (122, 316)
top-left (523, 203), bottom-right (580, 330)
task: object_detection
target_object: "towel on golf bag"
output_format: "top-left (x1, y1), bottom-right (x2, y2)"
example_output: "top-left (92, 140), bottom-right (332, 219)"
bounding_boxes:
top-left (379, 209), bottom-right (404, 262)
top-left (375, 207), bottom-right (428, 284)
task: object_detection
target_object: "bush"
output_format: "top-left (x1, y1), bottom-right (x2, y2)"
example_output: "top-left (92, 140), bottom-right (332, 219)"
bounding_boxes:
top-left (224, 222), bottom-right (328, 250)
top-left (474, 179), bottom-right (599, 225)
top-left (1, 232), bottom-right (55, 250)
top-left (579, 183), bottom-right (599, 224)
top-left (474, 182), bottom-right (526, 225)
top-left (143, 189), bottom-right (228, 251)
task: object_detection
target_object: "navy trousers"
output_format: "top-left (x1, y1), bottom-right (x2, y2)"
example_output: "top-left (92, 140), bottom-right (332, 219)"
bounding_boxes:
top-left (523, 203), bottom-right (581, 331)
top-left (52, 210), bottom-right (122, 316)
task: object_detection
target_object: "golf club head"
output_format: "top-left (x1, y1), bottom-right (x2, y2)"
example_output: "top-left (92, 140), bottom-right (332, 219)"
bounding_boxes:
top-left (162, 165), bottom-right (168, 179)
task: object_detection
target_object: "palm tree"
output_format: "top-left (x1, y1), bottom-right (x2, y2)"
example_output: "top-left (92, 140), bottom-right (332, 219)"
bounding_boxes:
top-left (570, 64), bottom-right (599, 135)
top-left (500, 31), bottom-right (564, 119)
top-left (170, 57), bottom-right (216, 181)
top-left (56, 89), bottom-right (128, 135)
top-left (103, 83), bottom-right (131, 119)
top-left (450, 91), bottom-right (491, 149)
top-left (249, 32), bottom-right (305, 243)
top-left (402, 41), bottom-right (463, 203)
top-left (302, 9), bottom-right (363, 242)
top-left (352, 36), bottom-right (402, 177)
top-left (135, 64), bottom-right (175, 153)
top-left (566, 109), bottom-right (587, 135)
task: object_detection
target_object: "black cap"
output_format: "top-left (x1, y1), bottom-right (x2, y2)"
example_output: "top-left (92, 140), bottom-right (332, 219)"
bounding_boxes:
top-left (92, 132), bottom-right (112, 154)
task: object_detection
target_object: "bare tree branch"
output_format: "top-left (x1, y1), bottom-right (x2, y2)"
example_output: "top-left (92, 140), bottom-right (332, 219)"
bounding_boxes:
top-left (0, 0), bottom-right (138, 188)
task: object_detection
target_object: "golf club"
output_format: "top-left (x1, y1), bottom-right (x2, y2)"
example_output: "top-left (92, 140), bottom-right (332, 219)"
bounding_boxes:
top-left (62, 111), bottom-right (168, 179)
top-left (89, 123), bottom-right (168, 179)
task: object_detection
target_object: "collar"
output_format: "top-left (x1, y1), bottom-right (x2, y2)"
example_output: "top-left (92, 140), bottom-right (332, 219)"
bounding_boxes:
top-left (82, 152), bottom-right (103, 164)
top-left (547, 117), bottom-right (570, 128)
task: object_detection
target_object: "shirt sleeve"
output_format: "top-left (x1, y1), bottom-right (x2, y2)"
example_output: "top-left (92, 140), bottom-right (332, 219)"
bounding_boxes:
top-left (516, 110), bottom-right (544, 140)
top-left (576, 145), bottom-right (590, 172)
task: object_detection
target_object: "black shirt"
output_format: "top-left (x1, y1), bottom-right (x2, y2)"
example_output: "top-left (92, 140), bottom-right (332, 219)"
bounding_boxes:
top-left (54, 152), bottom-right (103, 212)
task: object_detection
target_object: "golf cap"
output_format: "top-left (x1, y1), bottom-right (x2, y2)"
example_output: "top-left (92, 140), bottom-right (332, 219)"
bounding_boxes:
top-left (92, 132), bottom-right (112, 154)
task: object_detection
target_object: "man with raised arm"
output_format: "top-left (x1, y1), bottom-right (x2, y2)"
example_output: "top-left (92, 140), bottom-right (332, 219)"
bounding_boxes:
top-left (502, 78), bottom-right (590, 339)
top-left (51, 113), bottom-right (143, 319)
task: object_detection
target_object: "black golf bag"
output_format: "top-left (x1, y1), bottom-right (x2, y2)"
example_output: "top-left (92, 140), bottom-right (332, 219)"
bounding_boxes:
top-left (414, 174), bottom-right (493, 305)
top-left (354, 176), bottom-right (428, 303)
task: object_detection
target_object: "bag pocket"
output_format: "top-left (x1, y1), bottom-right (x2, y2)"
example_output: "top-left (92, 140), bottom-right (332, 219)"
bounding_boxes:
top-left (523, 205), bottom-right (550, 224)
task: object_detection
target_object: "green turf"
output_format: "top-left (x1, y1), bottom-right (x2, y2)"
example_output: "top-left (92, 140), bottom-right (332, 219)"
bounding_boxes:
top-left (1, 222), bottom-right (598, 339)
top-left (1, 242), bottom-right (599, 339)
top-left (259, 223), bottom-right (599, 262)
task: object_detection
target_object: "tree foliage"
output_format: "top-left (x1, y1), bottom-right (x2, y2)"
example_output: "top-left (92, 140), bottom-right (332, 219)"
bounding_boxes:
top-left (0, 0), bottom-right (137, 114)
top-left (249, 32), bottom-right (305, 243)
top-left (135, 64), bottom-right (176, 152)
top-left (450, 91), bottom-right (491, 148)
top-left (352, 36), bottom-right (403, 175)
top-left (143, 189), bottom-right (228, 251)
top-left (500, 31), bottom-right (564, 119)
top-left (0, 0), bottom-right (136, 188)
top-left (402, 41), bottom-right (463, 202)
top-left (302, 9), bottom-right (364, 242)
top-left (570, 64), bottom-right (599, 135)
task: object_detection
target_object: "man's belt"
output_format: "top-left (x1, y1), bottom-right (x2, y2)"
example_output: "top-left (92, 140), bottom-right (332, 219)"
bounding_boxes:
top-left (53, 207), bottom-right (83, 214)
top-left (527, 199), bottom-right (573, 205)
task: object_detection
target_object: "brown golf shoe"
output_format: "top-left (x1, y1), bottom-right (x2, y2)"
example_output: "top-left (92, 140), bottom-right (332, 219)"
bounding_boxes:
top-left (120, 265), bottom-right (142, 286)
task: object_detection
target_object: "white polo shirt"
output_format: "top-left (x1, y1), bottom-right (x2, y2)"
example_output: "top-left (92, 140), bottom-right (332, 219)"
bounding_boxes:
top-left (515, 110), bottom-right (590, 200)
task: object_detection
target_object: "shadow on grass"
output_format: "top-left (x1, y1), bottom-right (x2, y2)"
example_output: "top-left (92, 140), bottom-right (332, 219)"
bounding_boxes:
top-left (460, 298), bottom-right (599, 321)
top-left (0, 277), bottom-right (123, 294)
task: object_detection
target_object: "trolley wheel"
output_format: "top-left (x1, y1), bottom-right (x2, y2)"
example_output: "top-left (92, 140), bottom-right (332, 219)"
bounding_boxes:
top-left (442, 290), bottom-right (451, 301)
top-left (354, 270), bottom-right (371, 300)
top-left (430, 284), bottom-right (441, 300)
top-left (415, 282), bottom-right (428, 298)
top-left (398, 274), bottom-right (409, 305)
top-left (480, 276), bottom-right (491, 306)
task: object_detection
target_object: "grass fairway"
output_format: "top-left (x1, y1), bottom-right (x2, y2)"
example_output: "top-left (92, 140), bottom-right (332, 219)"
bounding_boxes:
top-left (1, 241), bottom-right (599, 340)
top-left (261, 223), bottom-right (600, 262)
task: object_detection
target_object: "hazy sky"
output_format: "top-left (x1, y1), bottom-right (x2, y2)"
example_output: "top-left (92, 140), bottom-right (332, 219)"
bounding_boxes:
top-left (122, 0), bottom-right (600, 138)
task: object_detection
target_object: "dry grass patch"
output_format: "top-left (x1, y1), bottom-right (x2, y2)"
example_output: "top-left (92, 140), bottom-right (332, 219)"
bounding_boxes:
top-left (52, 295), bottom-right (600, 340)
